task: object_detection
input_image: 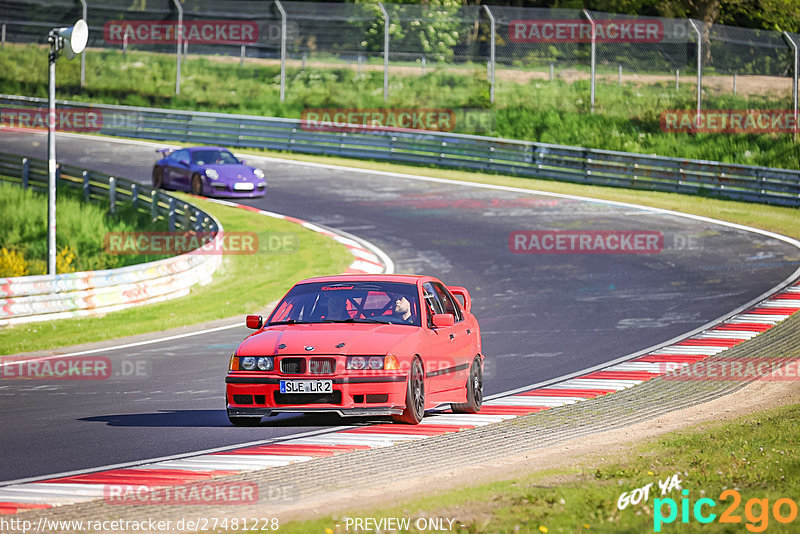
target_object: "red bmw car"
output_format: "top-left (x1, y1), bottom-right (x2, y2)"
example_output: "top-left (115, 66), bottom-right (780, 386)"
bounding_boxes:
top-left (225, 274), bottom-right (483, 425)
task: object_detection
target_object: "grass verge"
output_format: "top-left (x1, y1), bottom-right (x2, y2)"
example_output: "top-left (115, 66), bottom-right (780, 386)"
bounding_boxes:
top-left (2, 44), bottom-right (799, 169)
top-left (273, 400), bottom-right (800, 534)
top-left (0, 193), bottom-right (354, 355)
top-left (0, 180), bottom-right (169, 275)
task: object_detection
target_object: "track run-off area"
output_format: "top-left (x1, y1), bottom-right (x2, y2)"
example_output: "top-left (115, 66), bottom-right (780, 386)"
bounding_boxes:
top-left (0, 130), bottom-right (799, 522)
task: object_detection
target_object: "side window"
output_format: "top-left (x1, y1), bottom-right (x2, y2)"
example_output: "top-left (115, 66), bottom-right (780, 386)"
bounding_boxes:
top-left (171, 149), bottom-right (189, 164)
top-left (433, 283), bottom-right (463, 322)
top-left (421, 282), bottom-right (445, 327)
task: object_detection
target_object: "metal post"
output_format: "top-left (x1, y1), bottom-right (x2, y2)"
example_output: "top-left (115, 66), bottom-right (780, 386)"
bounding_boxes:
top-left (172, 0), bottom-right (182, 95)
top-left (151, 190), bottom-right (158, 221)
top-left (421, 56), bottom-right (425, 74)
top-left (2, 24), bottom-right (5, 48)
top-left (82, 170), bottom-right (89, 201)
top-left (240, 44), bottom-right (245, 66)
top-left (79, 0), bottom-right (87, 88)
top-left (123, 31), bottom-right (128, 54)
top-left (275, 0), bottom-right (287, 102)
top-left (733, 73), bottom-right (737, 94)
top-left (378, 3), bottom-right (389, 102)
top-left (582, 9), bottom-right (596, 112)
top-left (550, 63), bottom-right (554, 81)
top-left (109, 176), bottom-right (116, 214)
top-left (676, 69), bottom-right (679, 91)
top-left (358, 54), bottom-right (363, 74)
top-left (168, 197), bottom-right (176, 231)
top-left (618, 64), bottom-right (622, 87)
top-left (688, 19), bottom-right (703, 128)
top-left (782, 32), bottom-right (798, 137)
top-left (47, 33), bottom-right (57, 275)
top-left (484, 5), bottom-right (496, 104)
top-left (131, 183), bottom-right (138, 207)
top-left (21, 158), bottom-right (29, 189)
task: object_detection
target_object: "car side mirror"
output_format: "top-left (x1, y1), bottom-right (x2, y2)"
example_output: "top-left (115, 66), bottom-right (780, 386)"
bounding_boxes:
top-left (245, 315), bottom-right (263, 329)
top-left (432, 313), bottom-right (455, 328)
top-left (179, 159), bottom-right (190, 167)
top-left (240, 159), bottom-right (246, 165)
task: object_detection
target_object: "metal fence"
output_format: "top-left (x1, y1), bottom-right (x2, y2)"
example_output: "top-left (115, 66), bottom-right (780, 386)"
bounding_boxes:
top-left (0, 150), bottom-right (222, 325)
top-left (2, 94), bottom-right (797, 207)
top-left (0, 151), bottom-right (218, 233)
top-left (0, 1), bottom-right (798, 117)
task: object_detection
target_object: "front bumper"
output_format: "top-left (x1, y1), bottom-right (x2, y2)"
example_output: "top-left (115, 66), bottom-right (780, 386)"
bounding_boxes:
top-left (225, 373), bottom-right (407, 416)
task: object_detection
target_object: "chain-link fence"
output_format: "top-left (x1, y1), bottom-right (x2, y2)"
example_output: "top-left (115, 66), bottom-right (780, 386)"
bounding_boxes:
top-left (0, 1), bottom-right (798, 133)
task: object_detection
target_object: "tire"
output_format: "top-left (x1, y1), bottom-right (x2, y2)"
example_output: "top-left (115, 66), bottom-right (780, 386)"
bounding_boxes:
top-left (227, 412), bottom-right (262, 426)
top-left (191, 173), bottom-right (204, 196)
top-left (152, 167), bottom-right (164, 189)
top-left (393, 358), bottom-right (425, 424)
top-left (451, 356), bottom-right (483, 414)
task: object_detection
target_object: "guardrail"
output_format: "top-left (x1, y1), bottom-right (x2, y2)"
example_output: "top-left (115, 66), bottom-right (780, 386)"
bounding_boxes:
top-left (0, 151), bottom-right (221, 326)
top-left (1, 94), bottom-right (799, 206)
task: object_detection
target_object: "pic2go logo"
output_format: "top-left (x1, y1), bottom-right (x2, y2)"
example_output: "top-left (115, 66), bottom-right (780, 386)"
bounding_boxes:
top-left (654, 489), bottom-right (799, 532)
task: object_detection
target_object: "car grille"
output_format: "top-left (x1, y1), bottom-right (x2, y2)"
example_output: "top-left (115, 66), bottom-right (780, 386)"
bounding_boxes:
top-left (274, 391), bottom-right (342, 405)
top-left (280, 358), bottom-right (305, 374)
top-left (308, 358), bottom-right (336, 374)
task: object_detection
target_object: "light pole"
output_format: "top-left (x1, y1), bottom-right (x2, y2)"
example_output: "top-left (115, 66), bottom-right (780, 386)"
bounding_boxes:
top-left (47, 19), bottom-right (88, 275)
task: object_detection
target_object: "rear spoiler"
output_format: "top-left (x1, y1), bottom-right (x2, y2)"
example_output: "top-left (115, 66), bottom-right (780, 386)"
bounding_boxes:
top-left (447, 286), bottom-right (471, 312)
top-left (156, 147), bottom-right (177, 157)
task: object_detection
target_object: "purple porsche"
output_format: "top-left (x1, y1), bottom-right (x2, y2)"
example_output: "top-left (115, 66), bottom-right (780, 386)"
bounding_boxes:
top-left (152, 146), bottom-right (266, 198)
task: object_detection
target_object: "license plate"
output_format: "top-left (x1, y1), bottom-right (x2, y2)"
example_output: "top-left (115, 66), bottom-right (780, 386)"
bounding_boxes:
top-left (279, 380), bottom-right (333, 394)
top-left (233, 182), bottom-right (255, 191)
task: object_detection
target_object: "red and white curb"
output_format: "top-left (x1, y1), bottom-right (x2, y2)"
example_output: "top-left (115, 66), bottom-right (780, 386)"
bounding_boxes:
top-left (2, 280), bottom-right (798, 515)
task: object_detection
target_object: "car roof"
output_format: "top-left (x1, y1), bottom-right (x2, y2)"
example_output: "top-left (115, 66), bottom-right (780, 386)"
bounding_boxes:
top-left (296, 274), bottom-right (432, 285)
top-left (188, 146), bottom-right (228, 152)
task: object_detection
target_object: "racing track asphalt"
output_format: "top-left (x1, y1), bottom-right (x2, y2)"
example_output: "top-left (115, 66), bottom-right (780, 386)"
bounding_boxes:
top-left (1, 130), bottom-right (798, 483)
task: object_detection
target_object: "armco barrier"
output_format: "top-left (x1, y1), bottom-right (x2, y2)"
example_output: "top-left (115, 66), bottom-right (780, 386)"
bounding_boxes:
top-left (2, 94), bottom-right (799, 206)
top-left (0, 152), bottom-right (222, 326)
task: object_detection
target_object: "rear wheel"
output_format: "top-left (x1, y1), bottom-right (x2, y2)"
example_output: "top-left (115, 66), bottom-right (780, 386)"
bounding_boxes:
top-left (152, 167), bottom-right (164, 189)
top-left (191, 173), bottom-right (204, 196)
top-left (394, 358), bottom-right (425, 424)
top-left (451, 357), bottom-right (482, 414)
top-left (227, 411), bottom-right (262, 426)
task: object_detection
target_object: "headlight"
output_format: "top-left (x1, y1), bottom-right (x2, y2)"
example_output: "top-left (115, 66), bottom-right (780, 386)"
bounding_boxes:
top-left (346, 356), bottom-right (366, 370)
top-left (256, 356), bottom-right (273, 371)
top-left (253, 168), bottom-right (265, 179)
top-left (240, 356), bottom-right (256, 370)
top-left (205, 168), bottom-right (219, 180)
top-left (346, 356), bottom-right (384, 370)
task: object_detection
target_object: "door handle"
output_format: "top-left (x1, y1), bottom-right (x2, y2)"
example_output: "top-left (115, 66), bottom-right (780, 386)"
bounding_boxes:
top-left (449, 333), bottom-right (455, 340)
top-left (467, 329), bottom-right (471, 334)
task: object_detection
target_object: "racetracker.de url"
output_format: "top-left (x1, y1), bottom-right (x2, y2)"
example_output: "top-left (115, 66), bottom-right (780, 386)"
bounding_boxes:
top-left (0, 516), bottom-right (279, 533)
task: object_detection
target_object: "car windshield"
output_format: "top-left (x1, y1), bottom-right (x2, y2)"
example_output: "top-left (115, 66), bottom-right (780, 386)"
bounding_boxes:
top-left (191, 149), bottom-right (239, 165)
top-left (268, 281), bottom-right (421, 327)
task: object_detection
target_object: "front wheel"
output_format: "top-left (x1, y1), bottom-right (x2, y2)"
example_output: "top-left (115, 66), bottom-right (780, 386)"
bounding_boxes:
top-left (451, 356), bottom-right (482, 414)
top-left (393, 358), bottom-right (425, 424)
top-left (191, 173), bottom-right (204, 196)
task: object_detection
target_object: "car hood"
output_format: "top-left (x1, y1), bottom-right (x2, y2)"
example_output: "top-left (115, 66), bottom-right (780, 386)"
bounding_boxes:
top-left (236, 323), bottom-right (418, 357)
top-left (204, 164), bottom-right (259, 182)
